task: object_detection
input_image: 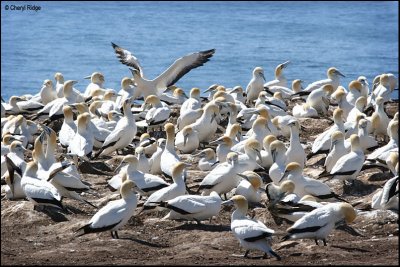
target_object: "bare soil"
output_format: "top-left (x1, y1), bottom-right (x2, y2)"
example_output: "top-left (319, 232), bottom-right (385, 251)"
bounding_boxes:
top-left (1, 102), bottom-right (398, 265)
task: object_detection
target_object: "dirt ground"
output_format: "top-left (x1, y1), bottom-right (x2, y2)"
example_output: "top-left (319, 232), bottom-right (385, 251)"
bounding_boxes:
top-left (1, 102), bottom-right (398, 265)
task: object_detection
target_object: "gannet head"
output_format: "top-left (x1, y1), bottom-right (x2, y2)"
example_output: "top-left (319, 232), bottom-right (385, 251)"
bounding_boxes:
top-left (327, 67), bottom-right (345, 78)
top-left (275, 61), bottom-right (290, 78)
top-left (202, 148), bottom-right (216, 160)
top-left (144, 95), bottom-right (160, 107)
top-left (332, 86), bottom-right (346, 100)
top-left (339, 203), bottom-right (357, 223)
top-left (244, 139), bottom-right (262, 161)
top-left (253, 67), bottom-right (265, 81)
top-left (140, 133), bottom-right (150, 142)
top-left (280, 162), bottom-right (301, 183)
top-left (190, 87), bottom-right (201, 98)
top-left (302, 103), bottom-right (311, 111)
top-left (357, 76), bottom-right (368, 86)
top-left (387, 73), bottom-right (398, 90)
top-left (331, 131), bottom-right (344, 143)
top-left (271, 117), bottom-right (280, 128)
top-left (9, 141), bottom-right (25, 153)
top-left (164, 123), bottom-right (175, 136)
top-left (375, 96), bottom-right (384, 106)
top-left (371, 114), bottom-right (380, 130)
top-left (256, 106), bottom-right (269, 119)
top-left (63, 80), bottom-right (78, 96)
top-left (322, 84), bottom-right (334, 95)
top-left (103, 89), bottom-right (118, 101)
top-left (212, 135), bottom-right (233, 147)
top-left (86, 72), bottom-right (104, 84)
top-left (389, 121), bottom-right (398, 138)
top-left (77, 112), bottom-right (90, 129)
top-left (171, 162), bottom-right (188, 181)
top-left (226, 151), bottom-right (239, 164)
top-left (358, 118), bottom-right (368, 129)
top-left (54, 72), bottom-right (64, 83)
top-left (204, 84), bottom-right (219, 94)
top-left (333, 108), bottom-right (344, 122)
top-left (231, 86), bottom-right (243, 93)
top-left (292, 79), bottom-right (303, 93)
top-left (43, 79), bottom-right (53, 88)
top-left (355, 96), bottom-right (367, 109)
top-left (2, 134), bottom-right (15, 145)
top-left (222, 195), bottom-right (248, 212)
top-left (182, 126), bottom-right (194, 146)
top-left (300, 194), bottom-right (318, 202)
top-left (280, 180), bottom-right (295, 194)
top-left (135, 147), bottom-right (145, 157)
top-left (121, 77), bottom-right (134, 89)
top-left (120, 179), bottom-right (137, 199)
top-left (173, 88), bottom-right (186, 98)
top-left (263, 135), bottom-right (277, 150)
top-left (273, 92), bottom-right (283, 100)
top-left (237, 171), bottom-right (262, 189)
top-left (253, 117), bottom-right (268, 130)
top-left (349, 134), bottom-right (361, 151)
top-left (379, 74), bottom-right (389, 86)
top-left (348, 80), bottom-right (362, 92)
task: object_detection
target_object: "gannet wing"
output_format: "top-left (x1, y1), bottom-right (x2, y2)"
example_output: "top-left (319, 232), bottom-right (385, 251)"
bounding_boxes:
top-left (111, 42), bottom-right (144, 77)
top-left (153, 49), bottom-right (216, 94)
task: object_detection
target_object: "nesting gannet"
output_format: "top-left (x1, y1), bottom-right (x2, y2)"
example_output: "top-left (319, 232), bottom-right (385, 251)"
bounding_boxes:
top-left (387, 112), bottom-right (398, 138)
top-left (346, 80), bottom-right (363, 106)
top-left (267, 79), bottom-right (303, 99)
top-left (331, 86), bottom-right (353, 119)
top-left (21, 161), bottom-right (63, 210)
top-left (59, 105), bottom-right (77, 150)
top-left (285, 120), bottom-right (306, 168)
top-left (371, 176), bottom-right (399, 211)
top-left (160, 123), bottom-right (180, 178)
top-left (149, 138), bottom-right (166, 175)
top-left (3, 96), bottom-right (24, 115)
top-left (270, 115), bottom-right (295, 138)
top-left (83, 72), bottom-right (105, 97)
top-left (305, 84), bottom-right (334, 115)
top-left (175, 126), bottom-right (199, 154)
top-left (320, 135), bottom-right (364, 185)
top-left (264, 61), bottom-right (290, 88)
top-left (269, 140), bottom-right (287, 185)
top-left (98, 89), bottom-right (120, 115)
top-left (223, 195), bottom-right (281, 260)
top-left (309, 108), bottom-right (345, 159)
top-left (96, 98), bottom-right (136, 157)
top-left (180, 87), bottom-right (201, 114)
top-left (143, 162), bottom-right (188, 211)
top-left (69, 113), bottom-right (94, 159)
top-left (282, 202), bottom-right (356, 246)
top-left (198, 152), bottom-right (241, 197)
top-left (109, 155), bottom-right (169, 195)
top-left (265, 180), bottom-right (297, 206)
top-left (152, 191), bottom-right (222, 224)
top-left (142, 95), bottom-right (171, 129)
top-left (76, 179), bottom-right (138, 239)
top-left (138, 133), bottom-right (157, 156)
top-left (302, 67), bottom-right (345, 93)
top-left (281, 162), bottom-right (345, 201)
top-left (194, 148), bottom-right (217, 171)
top-left (189, 103), bottom-right (219, 143)
top-left (246, 67), bottom-right (266, 106)
top-left (112, 42), bottom-right (215, 98)
top-left (30, 79), bottom-right (56, 104)
top-left (258, 135), bottom-right (277, 169)
top-left (235, 171), bottom-right (263, 203)
top-left (177, 108), bottom-right (203, 131)
top-left (210, 135), bottom-right (233, 163)
top-left (292, 103), bottom-right (319, 118)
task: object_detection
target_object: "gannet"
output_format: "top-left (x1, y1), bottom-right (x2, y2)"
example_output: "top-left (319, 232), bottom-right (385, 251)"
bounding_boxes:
top-left (69, 113), bottom-right (94, 159)
top-left (235, 171), bottom-right (263, 203)
top-left (387, 112), bottom-right (398, 137)
top-left (347, 96), bottom-right (367, 123)
top-left (236, 139), bottom-right (263, 173)
top-left (143, 94), bottom-right (171, 129)
top-left (357, 118), bottom-right (378, 152)
top-left (346, 80), bottom-right (363, 106)
top-left (97, 98), bottom-right (136, 157)
top-left (271, 115), bottom-right (297, 138)
top-left (267, 79), bottom-right (303, 99)
top-left (321, 135), bottom-right (365, 185)
top-left (225, 123), bottom-right (242, 145)
top-left (373, 74), bottom-right (394, 104)
top-left (210, 135), bottom-right (233, 163)
top-left (281, 162), bottom-right (345, 201)
top-left (197, 152), bottom-right (241, 197)
top-left (371, 176), bottom-right (399, 211)
top-left (3, 96), bottom-right (24, 115)
top-left (109, 155), bottom-right (169, 195)
top-left (269, 140), bottom-right (287, 185)
top-left (21, 161), bottom-right (63, 210)
top-left (232, 118), bottom-right (269, 153)
top-left (258, 135), bottom-right (277, 169)
top-left (292, 103), bottom-right (319, 118)
top-left (228, 85), bottom-right (246, 104)
top-left (143, 162), bottom-right (188, 211)
top-left (264, 60), bottom-right (290, 88)
top-left (246, 67), bottom-right (266, 106)
top-left (138, 133), bottom-right (157, 156)
top-left (282, 202), bottom-right (357, 246)
top-left (285, 120), bottom-right (306, 168)
top-left (223, 195), bottom-right (281, 260)
top-left (331, 86), bottom-right (353, 119)
top-left (386, 151), bottom-right (399, 176)
top-left (76, 179), bottom-right (139, 239)
top-left (54, 72), bottom-right (65, 98)
top-left (302, 67), bottom-right (345, 92)
top-left (152, 191), bottom-right (222, 224)
top-left (112, 42), bottom-right (215, 98)
top-left (160, 87), bottom-right (188, 105)
top-left (59, 105), bottom-right (77, 150)
top-left (309, 108), bottom-right (345, 159)
top-left (370, 97), bottom-right (390, 139)
top-left (160, 123), bottom-right (180, 178)
top-left (149, 138), bottom-right (166, 175)
top-left (323, 131), bottom-right (349, 174)
top-left (83, 72), bottom-right (105, 97)
top-left (189, 103), bottom-right (219, 143)
top-left (175, 126), bottom-right (199, 154)
top-left (265, 180), bottom-right (297, 206)
top-left (180, 87), bottom-right (201, 114)
top-left (2, 141), bottom-right (27, 184)
top-left (194, 148), bottom-right (217, 171)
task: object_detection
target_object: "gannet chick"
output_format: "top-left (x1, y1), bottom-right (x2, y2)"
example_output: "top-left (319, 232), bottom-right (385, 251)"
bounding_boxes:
top-left (161, 123), bottom-right (180, 179)
top-left (269, 140), bottom-right (288, 185)
top-left (83, 72), bottom-right (105, 97)
top-left (223, 195), bottom-right (281, 260)
top-left (175, 126), bottom-right (199, 154)
top-left (246, 67), bottom-right (266, 106)
top-left (371, 176), bottom-right (399, 211)
top-left (143, 162), bottom-right (188, 211)
top-left (76, 179), bottom-right (138, 239)
top-left (153, 191), bottom-right (222, 224)
top-left (235, 171), bottom-right (263, 203)
top-left (69, 113), bottom-right (94, 158)
top-left (281, 162), bottom-right (345, 201)
top-left (97, 98), bottom-right (137, 157)
top-left (285, 120), bottom-right (306, 168)
top-left (292, 103), bottom-right (318, 118)
top-left (303, 67), bottom-right (345, 92)
top-left (194, 148), bottom-right (217, 171)
top-left (282, 202), bottom-right (357, 246)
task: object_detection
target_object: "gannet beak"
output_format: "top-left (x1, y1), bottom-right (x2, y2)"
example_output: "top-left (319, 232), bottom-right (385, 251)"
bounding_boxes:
top-left (71, 80), bottom-right (78, 85)
top-left (236, 132), bottom-right (241, 141)
top-left (260, 72), bottom-right (266, 81)
top-left (221, 199), bottom-right (234, 206)
top-left (211, 113), bottom-right (217, 123)
top-left (203, 87), bottom-right (214, 94)
top-left (183, 134), bottom-right (189, 146)
top-left (278, 171), bottom-right (288, 183)
top-left (209, 139), bottom-right (220, 145)
top-left (337, 71), bottom-right (345, 77)
top-left (255, 149), bottom-right (262, 163)
top-left (282, 61), bottom-right (290, 68)
top-left (192, 151), bottom-right (204, 157)
top-left (237, 173), bottom-right (250, 181)
top-left (84, 75), bottom-right (91, 79)
top-left (115, 161), bottom-right (125, 173)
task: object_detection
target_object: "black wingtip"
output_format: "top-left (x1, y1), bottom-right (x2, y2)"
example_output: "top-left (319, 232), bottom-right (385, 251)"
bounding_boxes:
top-left (111, 42), bottom-right (118, 49)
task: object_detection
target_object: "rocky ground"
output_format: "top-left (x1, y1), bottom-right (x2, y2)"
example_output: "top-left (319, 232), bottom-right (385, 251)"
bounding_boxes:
top-left (1, 101), bottom-right (398, 265)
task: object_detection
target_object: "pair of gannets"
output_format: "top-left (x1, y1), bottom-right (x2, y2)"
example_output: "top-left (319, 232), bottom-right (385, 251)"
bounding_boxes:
top-left (112, 42), bottom-right (215, 99)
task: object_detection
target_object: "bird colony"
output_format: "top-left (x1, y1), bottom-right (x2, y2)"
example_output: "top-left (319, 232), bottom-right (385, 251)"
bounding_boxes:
top-left (1, 43), bottom-right (398, 265)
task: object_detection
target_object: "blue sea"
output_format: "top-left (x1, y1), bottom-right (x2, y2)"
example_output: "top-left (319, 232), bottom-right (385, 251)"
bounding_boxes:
top-left (1, 1), bottom-right (398, 101)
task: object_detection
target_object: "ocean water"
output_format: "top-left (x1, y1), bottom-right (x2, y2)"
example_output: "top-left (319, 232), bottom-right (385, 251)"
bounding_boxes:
top-left (1, 1), bottom-right (398, 101)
